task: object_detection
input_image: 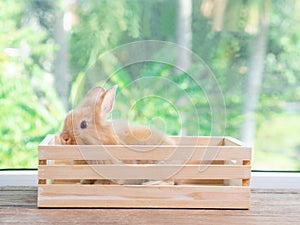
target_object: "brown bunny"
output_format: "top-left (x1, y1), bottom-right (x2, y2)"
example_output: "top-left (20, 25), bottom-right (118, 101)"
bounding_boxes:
top-left (60, 85), bottom-right (175, 185)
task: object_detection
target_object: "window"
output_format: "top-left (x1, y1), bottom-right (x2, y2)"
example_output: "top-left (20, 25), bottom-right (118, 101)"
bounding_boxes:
top-left (1, 0), bottom-right (299, 172)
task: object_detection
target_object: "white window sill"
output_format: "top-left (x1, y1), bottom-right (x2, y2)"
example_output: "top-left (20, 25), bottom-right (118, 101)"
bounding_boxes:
top-left (250, 172), bottom-right (300, 189)
top-left (0, 170), bottom-right (38, 186)
top-left (1, 170), bottom-right (300, 189)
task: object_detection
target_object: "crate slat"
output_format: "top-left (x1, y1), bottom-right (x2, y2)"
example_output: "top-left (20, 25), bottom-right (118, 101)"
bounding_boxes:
top-left (171, 136), bottom-right (224, 146)
top-left (38, 164), bottom-right (251, 180)
top-left (41, 135), bottom-right (226, 147)
top-left (38, 184), bottom-right (250, 209)
top-left (38, 146), bottom-right (251, 161)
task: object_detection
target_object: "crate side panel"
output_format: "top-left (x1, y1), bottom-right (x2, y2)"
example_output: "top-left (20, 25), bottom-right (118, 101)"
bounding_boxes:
top-left (38, 165), bottom-right (251, 180)
top-left (39, 135), bottom-right (224, 147)
top-left (39, 135), bottom-right (248, 147)
top-left (38, 185), bottom-right (250, 209)
top-left (171, 136), bottom-right (224, 146)
top-left (38, 146), bottom-right (252, 161)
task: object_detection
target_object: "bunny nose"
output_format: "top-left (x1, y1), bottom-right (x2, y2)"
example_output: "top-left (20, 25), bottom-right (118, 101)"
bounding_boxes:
top-left (61, 133), bottom-right (71, 144)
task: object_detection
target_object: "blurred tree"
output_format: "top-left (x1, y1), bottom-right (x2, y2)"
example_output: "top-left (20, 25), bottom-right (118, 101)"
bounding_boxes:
top-left (199, 0), bottom-right (272, 144)
top-left (28, 0), bottom-right (71, 110)
top-left (0, 0), bottom-right (64, 168)
top-left (175, 0), bottom-right (192, 135)
top-left (176, 0), bottom-right (192, 70)
top-left (261, 0), bottom-right (300, 105)
top-left (53, 6), bottom-right (70, 111)
top-left (240, 0), bottom-right (271, 145)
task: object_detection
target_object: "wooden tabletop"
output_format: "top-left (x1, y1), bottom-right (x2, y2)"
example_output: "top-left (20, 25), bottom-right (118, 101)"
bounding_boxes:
top-left (1, 186), bottom-right (300, 224)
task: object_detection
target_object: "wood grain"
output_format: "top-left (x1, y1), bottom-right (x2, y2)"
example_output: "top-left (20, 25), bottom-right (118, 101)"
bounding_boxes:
top-left (38, 164), bottom-right (251, 180)
top-left (37, 135), bottom-right (252, 209)
top-left (38, 145), bottom-right (252, 161)
top-left (38, 184), bottom-right (250, 208)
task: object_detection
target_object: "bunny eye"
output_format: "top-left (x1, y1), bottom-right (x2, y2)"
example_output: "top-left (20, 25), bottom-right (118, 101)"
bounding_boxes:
top-left (80, 120), bottom-right (88, 129)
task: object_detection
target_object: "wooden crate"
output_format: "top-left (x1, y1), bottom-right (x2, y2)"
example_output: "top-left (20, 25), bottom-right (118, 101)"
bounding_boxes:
top-left (38, 135), bottom-right (252, 209)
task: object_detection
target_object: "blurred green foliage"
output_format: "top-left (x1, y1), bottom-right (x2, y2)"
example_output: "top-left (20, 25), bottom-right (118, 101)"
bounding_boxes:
top-left (255, 114), bottom-right (300, 170)
top-left (0, 0), bottom-right (300, 170)
top-left (0, 0), bottom-right (65, 168)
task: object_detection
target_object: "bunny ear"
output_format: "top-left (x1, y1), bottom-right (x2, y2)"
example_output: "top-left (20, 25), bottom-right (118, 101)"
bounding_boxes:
top-left (100, 85), bottom-right (118, 116)
top-left (84, 86), bottom-right (106, 99)
top-left (78, 86), bottom-right (105, 107)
